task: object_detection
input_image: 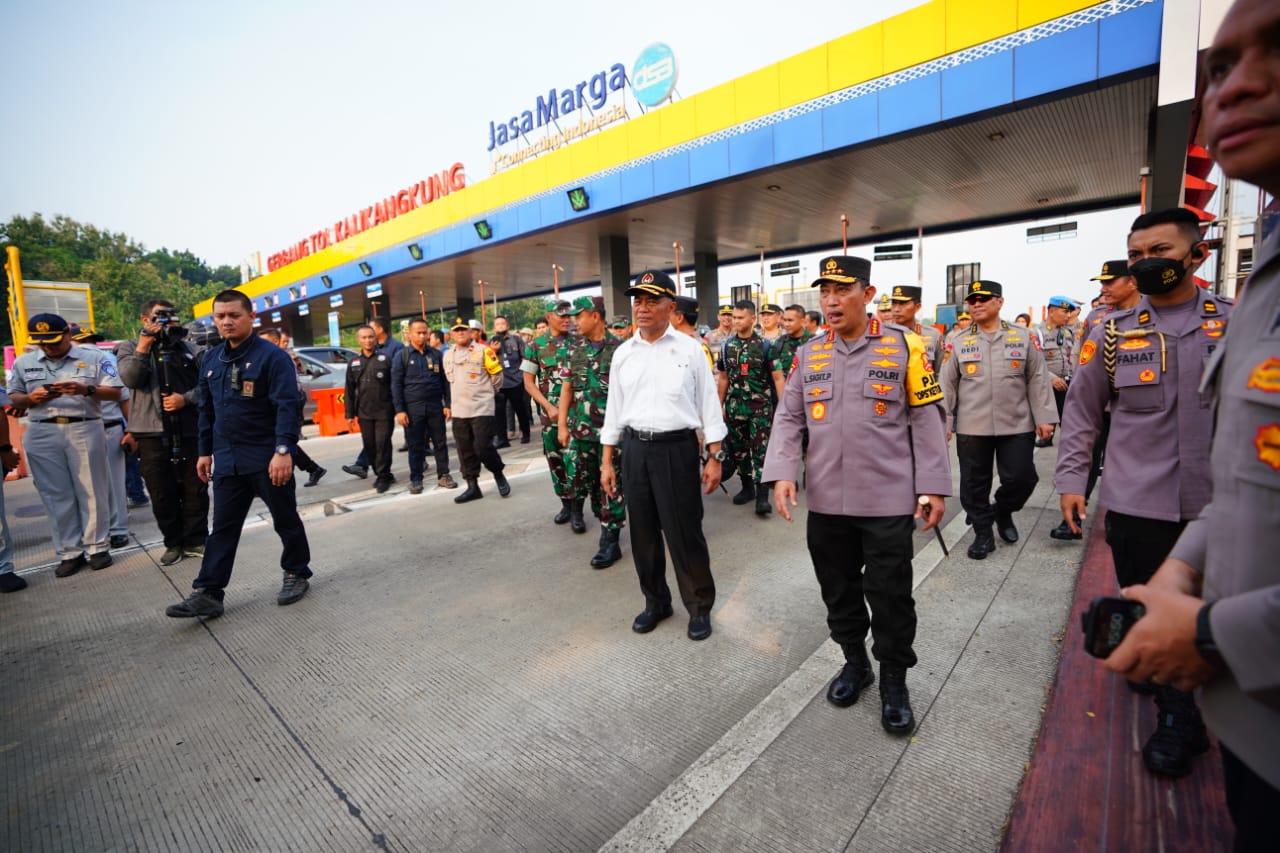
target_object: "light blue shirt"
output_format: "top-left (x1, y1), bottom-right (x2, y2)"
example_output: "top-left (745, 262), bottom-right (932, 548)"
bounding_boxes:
top-left (7, 344), bottom-right (124, 418)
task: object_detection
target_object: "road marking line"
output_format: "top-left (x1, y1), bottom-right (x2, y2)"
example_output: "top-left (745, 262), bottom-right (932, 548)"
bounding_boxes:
top-left (597, 509), bottom-right (972, 852)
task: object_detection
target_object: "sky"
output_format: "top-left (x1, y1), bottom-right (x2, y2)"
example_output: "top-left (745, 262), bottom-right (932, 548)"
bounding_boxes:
top-left (2, 0), bottom-right (1216, 317)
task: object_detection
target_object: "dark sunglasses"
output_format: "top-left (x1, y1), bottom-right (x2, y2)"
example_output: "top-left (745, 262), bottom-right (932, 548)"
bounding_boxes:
top-left (965, 295), bottom-right (994, 304)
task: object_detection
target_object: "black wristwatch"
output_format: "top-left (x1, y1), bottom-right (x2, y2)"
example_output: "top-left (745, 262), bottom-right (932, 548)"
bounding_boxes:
top-left (84, 384), bottom-right (97, 398)
top-left (1195, 602), bottom-right (1226, 670)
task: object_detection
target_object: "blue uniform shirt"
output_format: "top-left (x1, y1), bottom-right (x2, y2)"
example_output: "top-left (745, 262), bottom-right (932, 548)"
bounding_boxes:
top-left (390, 344), bottom-right (450, 411)
top-left (198, 335), bottom-right (300, 475)
top-left (7, 344), bottom-right (124, 417)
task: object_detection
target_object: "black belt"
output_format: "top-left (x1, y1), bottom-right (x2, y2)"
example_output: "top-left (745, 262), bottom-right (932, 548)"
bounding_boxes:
top-left (104, 420), bottom-right (125, 429)
top-left (624, 427), bottom-right (696, 443)
top-left (33, 416), bottom-right (101, 425)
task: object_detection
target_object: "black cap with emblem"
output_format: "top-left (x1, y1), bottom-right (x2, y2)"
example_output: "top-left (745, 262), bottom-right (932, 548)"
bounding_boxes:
top-left (812, 255), bottom-right (871, 287)
top-left (626, 270), bottom-right (678, 299)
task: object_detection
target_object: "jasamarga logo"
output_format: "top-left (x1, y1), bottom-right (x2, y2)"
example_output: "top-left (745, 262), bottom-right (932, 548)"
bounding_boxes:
top-left (487, 64), bottom-right (627, 151)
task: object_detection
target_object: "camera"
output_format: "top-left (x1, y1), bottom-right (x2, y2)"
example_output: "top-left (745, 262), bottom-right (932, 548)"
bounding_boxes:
top-left (1080, 596), bottom-right (1145, 659)
top-left (143, 310), bottom-right (188, 347)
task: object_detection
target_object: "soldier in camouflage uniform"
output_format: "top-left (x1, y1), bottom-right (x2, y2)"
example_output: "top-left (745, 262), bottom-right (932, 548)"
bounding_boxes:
top-left (771, 303), bottom-right (813, 395)
top-left (522, 298), bottom-right (575, 525)
top-left (556, 296), bottom-right (627, 568)
top-left (717, 299), bottom-right (784, 516)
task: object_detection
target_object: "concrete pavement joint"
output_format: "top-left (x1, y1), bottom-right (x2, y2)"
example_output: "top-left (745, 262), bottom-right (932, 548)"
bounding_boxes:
top-left (597, 508), bottom-right (973, 853)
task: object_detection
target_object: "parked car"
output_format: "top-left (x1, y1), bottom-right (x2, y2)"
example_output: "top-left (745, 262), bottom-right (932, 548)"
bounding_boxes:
top-left (296, 352), bottom-right (346, 423)
top-left (296, 346), bottom-right (358, 365)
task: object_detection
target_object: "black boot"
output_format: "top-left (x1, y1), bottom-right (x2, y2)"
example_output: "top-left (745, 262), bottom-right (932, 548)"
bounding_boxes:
top-left (879, 665), bottom-right (915, 735)
top-left (494, 470), bottom-right (511, 497)
top-left (1143, 687), bottom-right (1209, 777)
top-left (1049, 512), bottom-right (1083, 540)
top-left (826, 642), bottom-right (874, 707)
top-left (454, 478), bottom-right (483, 503)
top-left (967, 527), bottom-right (996, 560)
top-left (754, 482), bottom-right (772, 516)
top-left (569, 498), bottom-right (586, 533)
top-left (732, 474), bottom-right (755, 505)
top-left (554, 499), bottom-right (573, 525)
top-left (591, 528), bottom-right (622, 569)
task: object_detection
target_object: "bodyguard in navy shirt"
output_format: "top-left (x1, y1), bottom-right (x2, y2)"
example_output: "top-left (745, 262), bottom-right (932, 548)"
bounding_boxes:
top-left (165, 290), bottom-right (312, 620)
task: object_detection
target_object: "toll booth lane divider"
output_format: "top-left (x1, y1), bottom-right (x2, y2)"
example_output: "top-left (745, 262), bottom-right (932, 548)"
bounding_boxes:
top-left (310, 388), bottom-right (358, 437)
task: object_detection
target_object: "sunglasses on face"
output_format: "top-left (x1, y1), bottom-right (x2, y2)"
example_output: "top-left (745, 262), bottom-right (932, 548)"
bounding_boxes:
top-left (965, 295), bottom-right (994, 304)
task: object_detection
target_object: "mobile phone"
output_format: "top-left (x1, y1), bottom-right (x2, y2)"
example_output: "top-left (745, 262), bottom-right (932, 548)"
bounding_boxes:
top-left (1080, 596), bottom-right (1145, 659)
top-left (42, 383), bottom-right (57, 392)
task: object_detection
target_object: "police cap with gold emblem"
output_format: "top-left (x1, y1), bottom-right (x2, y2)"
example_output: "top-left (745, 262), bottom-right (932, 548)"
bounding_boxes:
top-left (450, 320), bottom-right (470, 332)
top-left (717, 304), bottom-right (734, 316)
top-left (812, 255), bottom-right (871, 287)
top-left (626, 270), bottom-right (678, 299)
top-left (760, 303), bottom-right (782, 314)
top-left (27, 312), bottom-right (69, 343)
top-left (965, 280), bottom-right (1003, 299)
top-left (1090, 260), bottom-right (1130, 281)
top-left (890, 285), bottom-right (922, 303)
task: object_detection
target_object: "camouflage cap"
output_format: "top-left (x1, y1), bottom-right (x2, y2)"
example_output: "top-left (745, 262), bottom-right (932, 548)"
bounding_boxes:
top-left (610, 315), bottom-right (630, 328)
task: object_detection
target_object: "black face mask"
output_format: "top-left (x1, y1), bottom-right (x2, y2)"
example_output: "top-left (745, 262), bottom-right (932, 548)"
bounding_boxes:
top-left (1130, 250), bottom-right (1194, 295)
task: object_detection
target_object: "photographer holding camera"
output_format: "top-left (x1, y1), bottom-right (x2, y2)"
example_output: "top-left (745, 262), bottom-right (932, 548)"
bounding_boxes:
top-left (117, 299), bottom-right (209, 566)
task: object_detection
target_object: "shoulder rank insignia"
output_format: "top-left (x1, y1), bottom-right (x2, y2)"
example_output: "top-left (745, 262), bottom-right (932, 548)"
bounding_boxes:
top-left (1137, 310), bottom-right (1151, 325)
top-left (1203, 300), bottom-right (1218, 315)
top-left (868, 318), bottom-right (881, 337)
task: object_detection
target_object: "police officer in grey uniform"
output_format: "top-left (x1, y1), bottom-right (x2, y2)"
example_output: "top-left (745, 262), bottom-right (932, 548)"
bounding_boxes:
top-left (938, 281), bottom-right (1057, 559)
top-left (1032, 295), bottom-right (1078, 447)
top-left (764, 256), bottom-right (950, 735)
top-left (1056, 207), bottom-right (1231, 778)
top-left (7, 313), bottom-right (124, 576)
top-left (889, 285), bottom-right (943, 368)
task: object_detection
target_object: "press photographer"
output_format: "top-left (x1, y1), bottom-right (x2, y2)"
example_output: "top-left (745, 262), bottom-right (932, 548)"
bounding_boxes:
top-left (116, 299), bottom-right (210, 566)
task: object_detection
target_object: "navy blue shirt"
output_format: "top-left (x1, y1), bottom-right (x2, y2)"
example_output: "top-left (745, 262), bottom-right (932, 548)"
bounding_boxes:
top-left (198, 335), bottom-right (300, 475)
top-left (377, 336), bottom-right (405, 360)
top-left (391, 344), bottom-right (450, 411)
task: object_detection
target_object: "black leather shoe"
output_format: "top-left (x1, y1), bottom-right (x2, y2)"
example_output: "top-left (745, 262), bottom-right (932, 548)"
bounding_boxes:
top-left (375, 479), bottom-right (391, 494)
top-left (554, 499), bottom-right (572, 524)
top-left (0, 572), bottom-right (28, 593)
top-left (409, 479), bottom-right (424, 495)
top-left (687, 613), bottom-right (712, 641)
top-left (455, 479), bottom-right (483, 503)
top-left (570, 499), bottom-right (586, 533)
top-left (826, 659), bottom-right (874, 707)
top-left (1049, 519), bottom-right (1082, 540)
top-left (494, 471), bottom-right (511, 497)
top-left (754, 484), bottom-right (772, 516)
top-left (342, 464), bottom-right (368, 480)
top-left (166, 589), bottom-right (224, 619)
top-left (493, 439), bottom-right (512, 449)
top-left (89, 552), bottom-right (113, 571)
top-left (996, 512), bottom-right (1018, 543)
top-left (590, 529), bottom-right (622, 569)
top-left (632, 603), bottom-right (673, 633)
top-left (520, 434), bottom-right (531, 444)
top-left (732, 476), bottom-right (755, 505)
top-left (277, 574), bottom-right (310, 606)
top-left (967, 530), bottom-right (996, 560)
top-left (110, 534), bottom-right (130, 549)
top-left (304, 466), bottom-right (327, 487)
top-left (55, 554), bottom-right (87, 578)
top-left (1143, 688), bottom-right (1210, 777)
top-left (879, 667), bottom-right (916, 735)
top-left (159, 546), bottom-right (184, 566)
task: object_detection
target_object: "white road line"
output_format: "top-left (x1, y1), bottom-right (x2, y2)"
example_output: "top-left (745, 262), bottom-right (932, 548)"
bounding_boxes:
top-left (597, 509), bottom-right (973, 853)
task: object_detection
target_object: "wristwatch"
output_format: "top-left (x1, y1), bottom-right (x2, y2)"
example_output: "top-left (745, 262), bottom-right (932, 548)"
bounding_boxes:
top-left (84, 384), bottom-right (97, 398)
top-left (275, 444), bottom-right (291, 456)
top-left (710, 448), bottom-right (728, 463)
top-left (1194, 602), bottom-right (1226, 670)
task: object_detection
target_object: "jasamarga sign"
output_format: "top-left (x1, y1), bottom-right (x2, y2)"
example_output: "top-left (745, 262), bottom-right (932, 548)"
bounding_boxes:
top-left (487, 64), bottom-right (627, 151)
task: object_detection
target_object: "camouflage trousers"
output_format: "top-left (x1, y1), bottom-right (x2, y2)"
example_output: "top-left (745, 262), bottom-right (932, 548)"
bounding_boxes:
top-left (542, 424), bottom-right (571, 499)
top-left (724, 399), bottom-right (772, 483)
top-left (565, 437), bottom-right (626, 530)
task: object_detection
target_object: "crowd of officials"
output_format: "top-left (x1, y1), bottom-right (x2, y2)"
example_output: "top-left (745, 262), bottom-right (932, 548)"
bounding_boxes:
top-left (0, 2), bottom-right (1273, 845)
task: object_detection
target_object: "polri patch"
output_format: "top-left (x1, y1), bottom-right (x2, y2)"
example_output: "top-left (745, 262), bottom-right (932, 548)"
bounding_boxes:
top-left (1247, 357), bottom-right (1280, 393)
top-left (1255, 423), bottom-right (1280, 470)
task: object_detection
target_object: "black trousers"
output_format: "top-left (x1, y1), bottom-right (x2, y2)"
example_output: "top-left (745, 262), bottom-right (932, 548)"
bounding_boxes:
top-left (194, 469), bottom-right (311, 595)
top-left (956, 432), bottom-right (1038, 530)
top-left (807, 512), bottom-right (917, 668)
top-left (493, 384), bottom-right (531, 440)
top-left (620, 434), bottom-right (715, 617)
top-left (359, 417), bottom-right (394, 483)
top-left (452, 416), bottom-right (504, 480)
top-left (405, 401), bottom-right (449, 480)
top-left (1222, 746), bottom-right (1280, 853)
top-left (1084, 410), bottom-right (1110, 501)
top-left (1103, 510), bottom-right (1187, 588)
top-left (136, 434), bottom-right (208, 549)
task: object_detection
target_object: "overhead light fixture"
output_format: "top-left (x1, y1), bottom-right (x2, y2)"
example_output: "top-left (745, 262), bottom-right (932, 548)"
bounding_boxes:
top-left (766, 184), bottom-right (782, 191)
top-left (1036, 197), bottom-right (1050, 205)
top-left (631, 217), bottom-right (645, 223)
top-left (321, 275), bottom-right (333, 288)
top-left (358, 262), bottom-right (372, 277)
top-left (870, 225), bottom-right (882, 232)
top-left (474, 220), bottom-right (493, 240)
top-left (407, 243), bottom-right (423, 261)
top-left (567, 187), bottom-right (590, 212)
top-left (988, 131), bottom-right (1006, 142)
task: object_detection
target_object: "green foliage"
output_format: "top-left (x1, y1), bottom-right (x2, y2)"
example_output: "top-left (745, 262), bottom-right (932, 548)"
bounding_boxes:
top-left (0, 213), bottom-right (232, 344)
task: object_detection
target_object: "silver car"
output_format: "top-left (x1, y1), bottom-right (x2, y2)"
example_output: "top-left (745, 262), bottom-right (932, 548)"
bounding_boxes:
top-left (296, 346), bottom-right (359, 365)
top-left (296, 352), bottom-right (346, 423)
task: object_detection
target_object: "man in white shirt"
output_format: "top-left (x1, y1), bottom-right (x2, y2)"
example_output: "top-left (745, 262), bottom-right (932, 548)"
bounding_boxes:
top-left (601, 270), bottom-right (728, 641)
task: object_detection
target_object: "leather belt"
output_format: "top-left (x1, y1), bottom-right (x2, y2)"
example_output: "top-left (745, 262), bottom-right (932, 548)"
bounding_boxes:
top-left (103, 420), bottom-right (125, 429)
top-left (624, 427), bottom-right (696, 443)
top-left (33, 416), bottom-right (101, 424)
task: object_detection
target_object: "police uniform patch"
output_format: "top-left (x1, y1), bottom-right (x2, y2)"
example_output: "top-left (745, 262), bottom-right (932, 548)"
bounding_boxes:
top-left (874, 347), bottom-right (901, 355)
top-left (965, 363), bottom-right (978, 375)
top-left (1204, 300), bottom-right (1218, 315)
top-left (242, 380), bottom-right (255, 396)
top-left (1255, 423), bottom-right (1280, 470)
top-left (1247, 357), bottom-right (1280, 393)
top-left (870, 383), bottom-right (893, 396)
top-left (871, 359), bottom-right (900, 368)
top-left (1139, 369), bottom-right (1156, 383)
top-left (874, 401), bottom-right (888, 416)
top-left (810, 401), bottom-right (827, 421)
top-left (1012, 361), bottom-right (1021, 369)
top-left (1119, 339), bottom-right (1151, 350)
top-left (76, 362), bottom-right (86, 368)
top-left (879, 337), bottom-right (895, 344)
top-left (1138, 310), bottom-right (1151, 325)
top-left (101, 361), bottom-right (117, 377)
top-left (1079, 340), bottom-right (1096, 365)
top-left (1202, 319), bottom-right (1225, 338)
